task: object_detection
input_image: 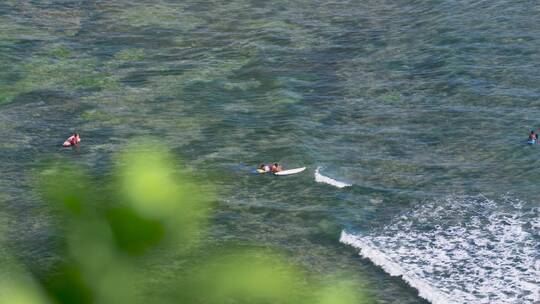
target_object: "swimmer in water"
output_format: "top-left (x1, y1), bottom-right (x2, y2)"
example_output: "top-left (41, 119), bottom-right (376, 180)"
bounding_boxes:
top-left (529, 130), bottom-right (538, 142)
top-left (63, 133), bottom-right (81, 147)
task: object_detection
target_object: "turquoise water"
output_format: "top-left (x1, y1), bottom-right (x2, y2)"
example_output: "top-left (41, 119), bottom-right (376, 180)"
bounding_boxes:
top-left (1, 1), bottom-right (539, 303)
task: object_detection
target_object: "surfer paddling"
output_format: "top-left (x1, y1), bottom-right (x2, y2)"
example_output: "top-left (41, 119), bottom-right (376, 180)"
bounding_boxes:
top-left (256, 163), bottom-right (305, 176)
top-left (270, 163), bottom-right (282, 173)
top-left (63, 133), bottom-right (81, 147)
top-left (257, 163), bottom-right (283, 174)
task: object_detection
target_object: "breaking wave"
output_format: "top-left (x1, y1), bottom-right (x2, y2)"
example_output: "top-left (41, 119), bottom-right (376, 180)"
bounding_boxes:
top-left (341, 196), bottom-right (540, 304)
top-left (314, 167), bottom-right (352, 188)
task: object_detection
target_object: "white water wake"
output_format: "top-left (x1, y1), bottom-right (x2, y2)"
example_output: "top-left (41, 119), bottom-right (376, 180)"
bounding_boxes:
top-left (314, 167), bottom-right (351, 188)
top-left (341, 196), bottom-right (540, 304)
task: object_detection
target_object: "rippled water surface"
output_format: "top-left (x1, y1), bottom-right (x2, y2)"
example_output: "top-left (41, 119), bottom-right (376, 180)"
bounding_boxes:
top-left (1, 1), bottom-right (539, 303)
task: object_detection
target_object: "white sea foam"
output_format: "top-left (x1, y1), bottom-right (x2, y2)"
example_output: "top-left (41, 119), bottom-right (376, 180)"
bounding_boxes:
top-left (341, 196), bottom-right (540, 304)
top-left (314, 167), bottom-right (352, 188)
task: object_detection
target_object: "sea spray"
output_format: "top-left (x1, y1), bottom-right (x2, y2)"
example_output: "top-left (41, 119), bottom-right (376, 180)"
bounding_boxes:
top-left (341, 232), bottom-right (455, 304)
top-left (341, 196), bottom-right (540, 304)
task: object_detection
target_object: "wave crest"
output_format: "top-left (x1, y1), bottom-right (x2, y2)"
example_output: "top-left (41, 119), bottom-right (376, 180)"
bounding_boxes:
top-left (314, 167), bottom-right (352, 188)
top-left (341, 196), bottom-right (540, 304)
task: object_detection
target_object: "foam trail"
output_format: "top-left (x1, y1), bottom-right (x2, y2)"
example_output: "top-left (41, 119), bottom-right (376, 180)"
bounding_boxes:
top-left (340, 231), bottom-right (454, 304)
top-left (341, 196), bottom-right (540, 304)
top-left (315, 167), bottom-right (352, 188)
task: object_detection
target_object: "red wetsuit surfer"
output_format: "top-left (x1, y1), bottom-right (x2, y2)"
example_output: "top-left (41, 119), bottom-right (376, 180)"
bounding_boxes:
top-left (63, 133), bottom-right (81, 147)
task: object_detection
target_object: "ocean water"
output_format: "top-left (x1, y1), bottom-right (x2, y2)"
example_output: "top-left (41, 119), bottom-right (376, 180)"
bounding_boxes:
top-left (1, 1), bottom-right (539, 303)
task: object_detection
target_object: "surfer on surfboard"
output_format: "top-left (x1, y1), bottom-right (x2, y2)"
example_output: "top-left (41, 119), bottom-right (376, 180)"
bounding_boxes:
top-left (256, 163), bottom-right (305, 175)
top-left (258, 164), bottom-right (271, 173)
top-left (270, 163), bottom-right (282, 173)
top-left (257, 163), bottom-right (283, 173)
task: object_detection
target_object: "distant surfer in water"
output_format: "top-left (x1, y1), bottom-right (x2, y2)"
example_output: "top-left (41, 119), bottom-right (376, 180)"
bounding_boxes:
top-left (529, 130), bottom-right (538, 143)
top-left (63, 133), bottom-right (81, 147)
top-left (257, 163), bottom-right (282, 173)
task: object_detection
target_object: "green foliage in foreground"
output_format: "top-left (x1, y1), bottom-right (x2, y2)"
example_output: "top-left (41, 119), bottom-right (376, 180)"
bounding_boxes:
top-left (0, 144), bottom-right (369, 304)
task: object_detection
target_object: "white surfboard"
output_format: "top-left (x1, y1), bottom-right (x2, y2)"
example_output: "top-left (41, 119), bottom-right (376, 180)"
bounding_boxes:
top-left (274, 167), bottom-right (306, 176)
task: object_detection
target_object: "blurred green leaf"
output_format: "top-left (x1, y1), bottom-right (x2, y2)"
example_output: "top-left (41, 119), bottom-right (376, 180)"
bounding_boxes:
top-left (0, 278), bottom-right (50, 304)
top-left (188, 251), bottom-right (310, 304)
top-left (317, 281), bottom-right (360, 304)
top-left (40, 263), bottom-right (93, 304)
top-left (14, 142), bottom-right (370, 304)
top-left (106, 207), bottom-right (165, 255)
top-left (39, 166), bottom-right (91, 216)
top-left (115, 143), bottom-right (212, 251)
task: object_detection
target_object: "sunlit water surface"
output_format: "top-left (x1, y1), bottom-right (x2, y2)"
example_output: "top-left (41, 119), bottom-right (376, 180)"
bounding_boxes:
top-left (1, 1), bottom-right (539, 303)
